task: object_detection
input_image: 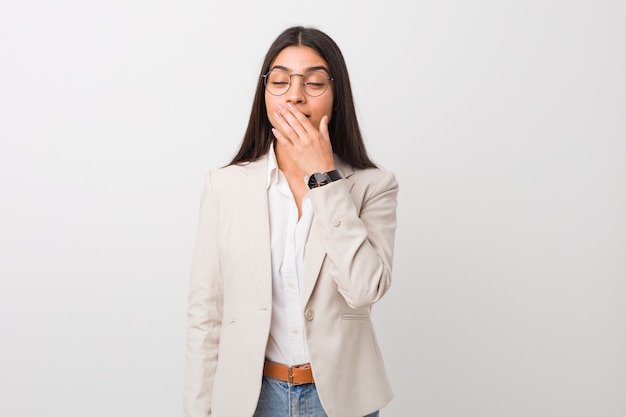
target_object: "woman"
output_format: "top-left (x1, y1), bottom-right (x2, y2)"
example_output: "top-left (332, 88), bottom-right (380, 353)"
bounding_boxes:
top-left (184, 26), bottom-right (398, 417)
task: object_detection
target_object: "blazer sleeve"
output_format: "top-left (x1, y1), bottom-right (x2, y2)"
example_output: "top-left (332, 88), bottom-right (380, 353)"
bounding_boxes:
top-left (183, 171), bottom-right (223, 417)
top-left (308, 169), bottom-right (399, 309)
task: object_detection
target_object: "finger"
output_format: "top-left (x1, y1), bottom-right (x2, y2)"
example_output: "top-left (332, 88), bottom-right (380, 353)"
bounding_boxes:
top-left (273, 110), bottom-right (298, 141)
top-left (278, 105), bottom-right (310, 141)
top-left (271, 126), bottom-right (293, 147)
top-left (318, 115), bottom-right (330, 142)
top-left (285, 103), bottom-right (317, 135)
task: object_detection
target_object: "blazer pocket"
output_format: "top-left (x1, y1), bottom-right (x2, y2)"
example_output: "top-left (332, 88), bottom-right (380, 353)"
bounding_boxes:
top-left (342, 314), bottom-right (371, 321)
top-left (340, 313), bottom-right (381, 370)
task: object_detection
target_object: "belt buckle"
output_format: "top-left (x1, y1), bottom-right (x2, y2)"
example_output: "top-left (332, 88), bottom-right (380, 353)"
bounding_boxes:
top-left (288, 364), bottom-right (311, 385)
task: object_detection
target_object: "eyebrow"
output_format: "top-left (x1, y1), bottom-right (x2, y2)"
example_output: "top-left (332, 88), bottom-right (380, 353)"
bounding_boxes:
top-left (270, 65), bottom-right (330, 74)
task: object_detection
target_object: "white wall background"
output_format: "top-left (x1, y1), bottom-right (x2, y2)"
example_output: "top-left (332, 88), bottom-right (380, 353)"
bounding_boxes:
top-left (1, 1), bottom-right (624, 416)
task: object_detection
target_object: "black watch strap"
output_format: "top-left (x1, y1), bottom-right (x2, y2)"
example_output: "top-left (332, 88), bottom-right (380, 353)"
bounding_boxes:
top-left (307, 169), bottom-right (343, 189)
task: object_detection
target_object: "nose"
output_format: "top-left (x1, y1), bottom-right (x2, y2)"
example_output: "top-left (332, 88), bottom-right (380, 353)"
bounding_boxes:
top-left (286, 74), bottom-right (306, 103)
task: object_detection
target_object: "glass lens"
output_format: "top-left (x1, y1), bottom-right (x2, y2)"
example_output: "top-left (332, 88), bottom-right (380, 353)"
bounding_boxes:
top-left (303, 71), bottom-right (330, 96)
top-left (266, 70), bottom-right (290, 95)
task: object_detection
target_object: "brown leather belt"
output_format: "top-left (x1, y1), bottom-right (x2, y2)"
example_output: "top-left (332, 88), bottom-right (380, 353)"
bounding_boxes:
top-left (263, 360), bottom-right (315, 385)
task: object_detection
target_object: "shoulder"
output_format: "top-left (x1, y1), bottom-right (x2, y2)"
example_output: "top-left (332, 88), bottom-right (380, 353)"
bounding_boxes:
top-left (347, 166), bottom-right (399, 196)
top-left (202, 157), bottom-right (268, 190)
top-left (335, 155), bottom-right (398, 190)
top-left (351, 166), bottom-right (397, 184)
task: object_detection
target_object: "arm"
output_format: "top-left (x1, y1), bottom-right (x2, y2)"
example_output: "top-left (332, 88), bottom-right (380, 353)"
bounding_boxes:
top-left (270, 103), bottom-right (399, 308)
top-left (308, 170), bottom-right (399, 309)
top-left (183, 171), bottom-right (223, 417)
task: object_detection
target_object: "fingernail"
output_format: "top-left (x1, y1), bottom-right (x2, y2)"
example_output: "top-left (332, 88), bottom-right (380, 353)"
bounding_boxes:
top-left (287, 103), bottom-right (295, 109)
top-left (277, 104), bottom-right (283, 111)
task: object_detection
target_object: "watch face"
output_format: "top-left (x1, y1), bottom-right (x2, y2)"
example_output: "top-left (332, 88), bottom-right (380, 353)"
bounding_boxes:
top-left (308, 172), bottom-right (330, 188)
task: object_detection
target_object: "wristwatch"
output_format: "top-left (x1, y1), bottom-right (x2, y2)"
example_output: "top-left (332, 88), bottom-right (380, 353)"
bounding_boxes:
top-left (307, 169), bottom-right (343, 189)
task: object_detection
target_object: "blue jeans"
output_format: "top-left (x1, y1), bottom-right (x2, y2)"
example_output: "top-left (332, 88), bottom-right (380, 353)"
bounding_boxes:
top-left (253, 376), bottom-right (380, 417)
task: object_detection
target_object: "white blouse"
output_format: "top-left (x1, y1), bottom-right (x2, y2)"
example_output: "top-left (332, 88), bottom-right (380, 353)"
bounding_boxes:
top-left (265, 144), bottom-right (314, 366)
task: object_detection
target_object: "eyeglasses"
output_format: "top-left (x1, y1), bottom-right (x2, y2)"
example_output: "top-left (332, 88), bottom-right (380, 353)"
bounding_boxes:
top-left (262, 69), bottom-right (334, 97)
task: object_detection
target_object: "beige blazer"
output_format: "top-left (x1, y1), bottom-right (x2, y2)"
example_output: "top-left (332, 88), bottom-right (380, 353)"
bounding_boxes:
top-left (184, 154), bottom-right (398, 417)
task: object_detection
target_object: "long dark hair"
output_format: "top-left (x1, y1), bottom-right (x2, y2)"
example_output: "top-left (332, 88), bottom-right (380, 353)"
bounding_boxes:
top-left (228, 26), bottom-right (377, 169)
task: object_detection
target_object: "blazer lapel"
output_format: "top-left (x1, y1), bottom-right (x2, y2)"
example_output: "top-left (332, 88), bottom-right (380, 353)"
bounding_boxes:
top-left (237, 157), bottom-right (273, 303)
top-left (302, 221), bottom-right (325, 305)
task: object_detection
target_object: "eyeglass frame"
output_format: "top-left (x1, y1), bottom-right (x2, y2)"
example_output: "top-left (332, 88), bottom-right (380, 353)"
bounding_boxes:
top-left (262, 69), bottom-right (334, 97)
